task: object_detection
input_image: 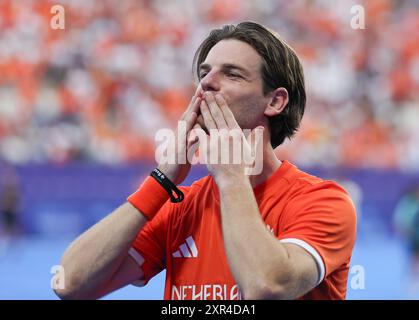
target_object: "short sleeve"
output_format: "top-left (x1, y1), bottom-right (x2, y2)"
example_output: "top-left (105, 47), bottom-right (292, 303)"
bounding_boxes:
top-left (129, 186), bottom-right (190, 285)
top-left (277, 181), bottom-right (357, 281)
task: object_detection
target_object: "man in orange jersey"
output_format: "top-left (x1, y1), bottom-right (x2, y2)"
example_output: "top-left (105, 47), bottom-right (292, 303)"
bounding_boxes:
top-left (54, 22), bottom-right (356, 300)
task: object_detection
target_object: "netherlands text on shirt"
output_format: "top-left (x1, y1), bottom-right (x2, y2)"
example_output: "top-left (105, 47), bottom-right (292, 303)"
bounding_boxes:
top-left (171, 284), bottom-right (242, 300)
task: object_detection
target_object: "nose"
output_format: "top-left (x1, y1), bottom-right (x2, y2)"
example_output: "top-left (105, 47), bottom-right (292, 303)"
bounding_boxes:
top-left (200, 70), bottom-right (221, 93)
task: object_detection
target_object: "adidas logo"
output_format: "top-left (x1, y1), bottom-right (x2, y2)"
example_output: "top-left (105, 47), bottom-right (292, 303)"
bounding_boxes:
top-left (172, 236), bottom-right (198, 258)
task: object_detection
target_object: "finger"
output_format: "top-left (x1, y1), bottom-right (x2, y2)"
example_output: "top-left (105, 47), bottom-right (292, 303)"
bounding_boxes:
top-left (187, 133), bottom-right (199, 155)
top-left (186, 139), bottom-right (200, 164)
top-left (188, 123), bottom-right (207, 140)
top-left (187, 123), bottom-right (208, 164)
top-left (200, 100), bottom-right (217, 131)
top-left (190, 84), bottom-right (203, 109)
top-left (177, 111), bottom-right (197, 153)
top-left (185, 110), bottom-right (198, 133)
top-left (187, 123), bottom-right (201, 146)
top-left (196, 114), bottom-right (209, 135)
top-left (181, 84), bottom-right (203, 121)
top-left (190, 83), bottom-right (203, 103)
top-left (182, 95), bottom-right (202, 122)
top-left (203, 92), bottom-right (228, 129)
top-left (214, 93), bottom-right (240, 129)
top-left (194, 83), bottom-right (203, 97)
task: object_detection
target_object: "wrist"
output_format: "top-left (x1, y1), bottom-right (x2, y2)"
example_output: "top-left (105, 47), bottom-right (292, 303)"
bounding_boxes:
top-left (127, 176), bottom-right (169, 221)
top-left (214, 173), bottom-right (250, 190)
top-left (128, 167), bottom-right (185, 220)
top-left (157, 164), bottom-right (176, 182)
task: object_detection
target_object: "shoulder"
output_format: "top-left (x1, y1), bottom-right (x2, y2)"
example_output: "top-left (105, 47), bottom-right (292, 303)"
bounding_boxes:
top-left (281, 164), bottom-right (357, 222)
top-left (276, 166), bottom-right (357, 261)
top-left (286, 165), bottom-right (353, 202)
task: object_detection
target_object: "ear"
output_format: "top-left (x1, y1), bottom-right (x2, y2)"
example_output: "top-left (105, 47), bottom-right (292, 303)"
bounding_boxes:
top-left (264, 87), bottom-right (289, 117)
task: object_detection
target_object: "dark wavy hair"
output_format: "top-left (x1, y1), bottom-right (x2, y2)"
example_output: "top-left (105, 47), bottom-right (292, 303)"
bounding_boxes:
top-left (193, 21), bottom-right (306, 148)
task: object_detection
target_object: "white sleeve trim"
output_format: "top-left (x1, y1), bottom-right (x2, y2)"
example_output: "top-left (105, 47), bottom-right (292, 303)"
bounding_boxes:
top-left (128, 247), bottom-right (146, 287)
top-left (279, 238), bottom-right (325, 286)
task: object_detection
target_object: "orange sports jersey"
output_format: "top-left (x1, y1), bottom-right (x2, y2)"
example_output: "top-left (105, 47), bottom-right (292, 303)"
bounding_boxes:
top-left (128, 160), bottom-right (357, 300)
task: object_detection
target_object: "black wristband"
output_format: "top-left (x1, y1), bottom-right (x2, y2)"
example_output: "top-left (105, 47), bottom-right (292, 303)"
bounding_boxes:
top-left (150, 168), bottom-right (184, 203)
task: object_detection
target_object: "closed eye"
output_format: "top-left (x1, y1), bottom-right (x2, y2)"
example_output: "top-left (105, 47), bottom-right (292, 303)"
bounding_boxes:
top-left (226, 72), bottom-right (243, 79)
top-left (199, 72), bottom-right (208, 79)
top-left (200, 71), bottom-right (242, 80)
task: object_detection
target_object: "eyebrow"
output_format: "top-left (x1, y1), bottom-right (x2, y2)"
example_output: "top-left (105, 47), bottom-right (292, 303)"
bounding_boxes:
top-left (199, 63), bottom-right (251, 77)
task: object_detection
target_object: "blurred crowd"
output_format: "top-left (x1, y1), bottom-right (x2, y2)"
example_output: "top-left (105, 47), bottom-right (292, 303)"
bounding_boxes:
top-left (0, 0), bottom-right (418, 170)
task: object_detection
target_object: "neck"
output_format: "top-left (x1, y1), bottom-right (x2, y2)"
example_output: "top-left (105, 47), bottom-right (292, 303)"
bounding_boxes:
top-left (248, 142), bottom-right (281, 188)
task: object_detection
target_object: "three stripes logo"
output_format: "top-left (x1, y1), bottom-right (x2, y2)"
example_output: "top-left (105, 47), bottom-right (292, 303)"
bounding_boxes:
top-left (172, 236), bottom-right (198, 258)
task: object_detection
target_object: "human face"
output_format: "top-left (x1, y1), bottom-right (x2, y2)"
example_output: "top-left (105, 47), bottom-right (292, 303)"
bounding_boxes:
top-left (198, 39), bottom-right (270, 129)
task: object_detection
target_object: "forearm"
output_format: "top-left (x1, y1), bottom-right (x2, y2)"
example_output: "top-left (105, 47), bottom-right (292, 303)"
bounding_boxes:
top-left (218, 178), bottom-right (292, 299)
top-left (58, 202), bottom-right (147, 298)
